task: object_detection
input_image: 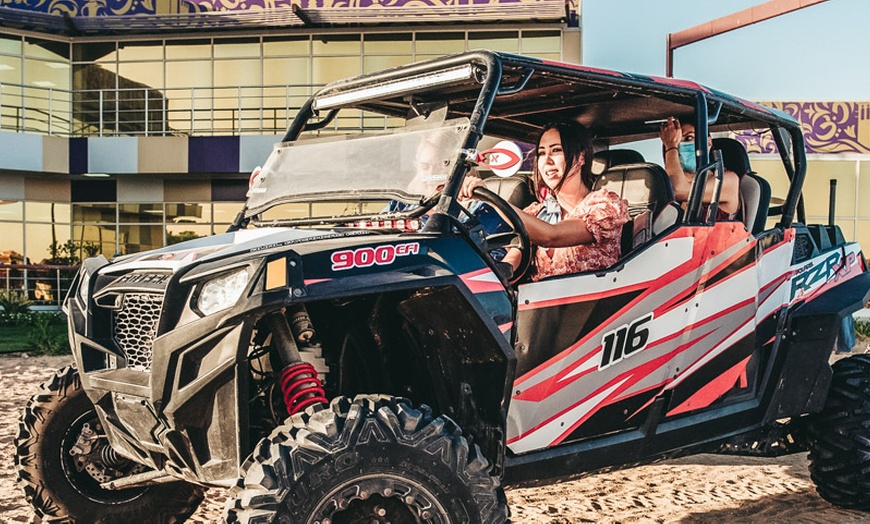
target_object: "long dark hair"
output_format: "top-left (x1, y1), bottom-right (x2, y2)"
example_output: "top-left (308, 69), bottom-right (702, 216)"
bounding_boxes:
top-left (531, 121), bottom-right (595, 198)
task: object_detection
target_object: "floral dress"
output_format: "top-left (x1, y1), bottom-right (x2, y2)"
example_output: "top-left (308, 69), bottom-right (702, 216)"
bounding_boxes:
top-left (523, 189), bottom-right (629, 281)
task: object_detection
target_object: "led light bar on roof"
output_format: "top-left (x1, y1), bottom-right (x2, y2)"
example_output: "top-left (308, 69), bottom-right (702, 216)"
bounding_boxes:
top-left (313, 64), bottom-right (475, 111)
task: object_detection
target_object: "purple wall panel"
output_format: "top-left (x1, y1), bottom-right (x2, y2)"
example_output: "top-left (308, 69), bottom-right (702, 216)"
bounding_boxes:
top-left (189, 136), bottom-right (240, 173)
top-left (737, 101), bottom-right (870, 155)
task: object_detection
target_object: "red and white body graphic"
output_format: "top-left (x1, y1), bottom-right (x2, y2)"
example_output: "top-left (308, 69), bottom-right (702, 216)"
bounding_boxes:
top-left (506, 223), bottom-right (864, 454)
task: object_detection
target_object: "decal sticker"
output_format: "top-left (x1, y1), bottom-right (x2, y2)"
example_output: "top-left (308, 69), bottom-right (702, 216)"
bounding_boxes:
top-left (599, 313), bottom-right (654, 369)
top-left (790, 251), bottom-right (854, 300)
top-left (478, 140), bottom-right (523, 177)
top-left (331, 242), bottom-right (420, 271)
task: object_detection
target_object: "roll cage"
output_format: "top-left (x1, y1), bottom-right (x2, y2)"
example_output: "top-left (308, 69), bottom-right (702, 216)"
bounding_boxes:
top-left (233, 50), bottom-right (806, 233)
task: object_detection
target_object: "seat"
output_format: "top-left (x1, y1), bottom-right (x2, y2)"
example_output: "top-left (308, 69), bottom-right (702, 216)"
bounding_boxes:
top-left (593, 162), bottom-right (678, 255)
top-left (591, 149), bottom-right (645, 176)
top-left (712, 137), bottom-right (771, 235)
top-left (592, 162), bottom-right (674, 218)
top-left (482, 175), bottom-right (536, 210)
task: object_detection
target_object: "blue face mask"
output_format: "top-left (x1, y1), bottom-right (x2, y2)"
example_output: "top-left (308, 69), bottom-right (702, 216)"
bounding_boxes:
top-left (678, 142), bottom-right (696, 173)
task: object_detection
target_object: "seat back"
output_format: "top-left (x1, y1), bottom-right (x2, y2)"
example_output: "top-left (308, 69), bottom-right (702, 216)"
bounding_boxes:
top-left (481, 175), bottom-right (536, 210)
top-left (739, 173), bottom-right (771, 234)
top-left (712, 137), bottom-right (771, 234)
top-left (591, 149), bottom-right (645, 175)
top-left (592, 162), bottom-right (674, 218)
top-left (594, 163), bottom-right (677, 257)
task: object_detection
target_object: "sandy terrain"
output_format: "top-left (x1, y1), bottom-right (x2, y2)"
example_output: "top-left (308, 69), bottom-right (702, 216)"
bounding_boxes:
top-left (1, 353), bottom-right (868, 523)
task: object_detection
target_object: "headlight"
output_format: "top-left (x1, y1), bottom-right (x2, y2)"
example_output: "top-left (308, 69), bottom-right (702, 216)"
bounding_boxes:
top-left (78, 270), bottom-right (91, 306)
top-left (196, 269), bottom-right (249, 316)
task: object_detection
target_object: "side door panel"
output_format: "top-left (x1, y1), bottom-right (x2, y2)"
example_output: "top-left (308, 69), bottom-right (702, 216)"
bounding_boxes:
top-left (507, 223), bottom-right (769, 455)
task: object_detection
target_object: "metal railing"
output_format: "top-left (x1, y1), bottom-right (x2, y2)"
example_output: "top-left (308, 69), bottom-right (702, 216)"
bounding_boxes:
top-left (0, 263), bottom-right (79, 308)
top-left (0, 81), bottom-right (394, 137)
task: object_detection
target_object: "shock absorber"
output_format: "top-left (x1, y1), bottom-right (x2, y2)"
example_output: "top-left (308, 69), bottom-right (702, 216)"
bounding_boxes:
top-left (267, 307), bottom-right (327, 415)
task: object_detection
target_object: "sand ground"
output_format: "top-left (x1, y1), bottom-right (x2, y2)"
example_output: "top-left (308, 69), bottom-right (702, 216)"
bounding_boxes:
top-left (2, 353), bottom-right (868, 523)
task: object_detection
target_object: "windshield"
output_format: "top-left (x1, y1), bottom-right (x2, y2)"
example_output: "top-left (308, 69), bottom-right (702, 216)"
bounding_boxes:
top-left (245, 118), bottom-right (472, 218)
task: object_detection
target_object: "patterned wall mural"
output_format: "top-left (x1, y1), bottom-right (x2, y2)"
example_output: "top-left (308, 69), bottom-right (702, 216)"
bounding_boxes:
top-left (737, 101), bottom-right (870, 155)
top-left (1, 0), bottom-right (576, 17)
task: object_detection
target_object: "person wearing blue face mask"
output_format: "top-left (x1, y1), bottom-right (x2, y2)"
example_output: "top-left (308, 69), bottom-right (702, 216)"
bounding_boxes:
top-left (659, 116), bottom-right (741, 220)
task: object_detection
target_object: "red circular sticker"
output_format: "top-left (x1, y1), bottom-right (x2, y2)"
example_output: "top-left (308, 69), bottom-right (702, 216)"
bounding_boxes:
top-left (478, 141), bottom-right (523, 177)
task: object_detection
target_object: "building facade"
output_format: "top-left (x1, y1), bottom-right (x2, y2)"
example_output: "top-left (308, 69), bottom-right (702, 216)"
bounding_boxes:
top-left (0, 0), bottom-right (578, 299)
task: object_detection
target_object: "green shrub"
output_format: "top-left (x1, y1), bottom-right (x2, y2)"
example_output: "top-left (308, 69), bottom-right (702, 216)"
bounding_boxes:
top-left (0, 291), bottom-right (32, 315)
top-left (855, 319), bottom-right (870, 338)
top-left (26, 312), bottom-right (69, 355)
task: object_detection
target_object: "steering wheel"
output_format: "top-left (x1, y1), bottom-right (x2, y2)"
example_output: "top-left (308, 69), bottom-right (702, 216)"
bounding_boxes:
top-left (470, 186), bottom-right (532, 285)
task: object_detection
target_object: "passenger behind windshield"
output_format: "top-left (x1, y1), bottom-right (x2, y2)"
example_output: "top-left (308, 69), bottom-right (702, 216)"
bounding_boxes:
top-left (659, 116), bottom-right (740, 220)
top-left (385, 132), bottom-right (512, 248)
top-left (461, 121), bottom-right (629, 281)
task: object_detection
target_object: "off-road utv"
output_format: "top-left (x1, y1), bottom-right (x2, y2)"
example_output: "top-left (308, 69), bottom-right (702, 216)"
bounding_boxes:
top-left (16, 51), bottom-right (870, 523)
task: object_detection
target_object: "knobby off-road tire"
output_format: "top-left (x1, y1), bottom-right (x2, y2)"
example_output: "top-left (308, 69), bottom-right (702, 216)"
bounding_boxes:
top-left (225, 394), bottom-right (508, 524)
top-left (15, 366), bottom-right (205, 523)
top-left (805, 354), bottom-right (870, 510)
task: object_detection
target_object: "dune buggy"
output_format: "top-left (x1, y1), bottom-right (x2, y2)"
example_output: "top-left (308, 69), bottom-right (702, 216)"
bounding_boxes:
top-left (16, 50), bottom-right (870, 522)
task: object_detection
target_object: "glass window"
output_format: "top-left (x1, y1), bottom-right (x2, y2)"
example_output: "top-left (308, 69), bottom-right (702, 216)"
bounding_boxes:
top-left (166, 39), bottom-right (211, 60)
top-left (116, 41), bottom-right (164, 61)
top-left (313, 56), bottom-right (360, 85)
top-left (72, 203), bottom-right (117, 223)
top-left (214, 38), bottom-right (260, 58)
top-left (26, 202), bottom-right (71, 223)
top-left (313, 34), bottom-right (361, 56)
top-left (0, 34), bottom-right (22, 55)
top-left (166, 224), bottom-right (211, 244)
top-left (468, 31), bottom-right (519, 53)
top-left (364, 34), bottom-right (412, 54)
top-left (73, 41), bottom-right (117, 63)
top-left (214, 58), bottom-right (262, 87)
top-left (0, 54), bottom-right (21, 84)
top-left (264, 36), bottom-right (310, 57)
top-left (24, 38), bottom-right (69, 61)
top-left (0, 201), bottom-right (24, 221)
top-left (26, 223), bottom-right (71, 263)
top-left (166, 60), bottom-right (212, 88)
top-left (166, 202), bottom-right (211, 223)
top-left (259, 203), bottom-right (310, 221)
top-left (118, 61), bottom-right (164, 92)
top-left (0, 222), bottom-right (24, 262)
top-left (72, 224), bottom-right (117, 257)
top-left (363, 55), bottom-right (411, 74)
top-left (520, 30), bottom-right (561, 53)
top-left (119, 224), bottom-right (163, 254)
top-left (312, 202), bottom-right (362, 217)
top-left (212, 202), bottom-right (243, 226)
top-left (118, 204), bottom-right (163, 223)
top-left (416, 32), bottom-right (465, 55)
top-left (73, 63), bottom-right (116, 91)
top-left (24, 58), bottom-right (71, 90)
top-left (264, 57), bottom-right (310, 85)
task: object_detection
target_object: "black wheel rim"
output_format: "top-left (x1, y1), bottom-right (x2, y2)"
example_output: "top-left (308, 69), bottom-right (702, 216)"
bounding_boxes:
top-left (59, 408), bottom-right (147, 505)
top-left (312, 474), bottom-right (449, 524)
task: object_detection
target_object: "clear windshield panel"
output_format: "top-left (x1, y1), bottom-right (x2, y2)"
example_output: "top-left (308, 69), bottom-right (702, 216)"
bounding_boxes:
top-left (245, 118), bottom-right (471, 217)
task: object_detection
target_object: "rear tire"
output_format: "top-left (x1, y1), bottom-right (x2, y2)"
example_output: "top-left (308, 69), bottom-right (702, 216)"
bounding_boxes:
top-left (805, 354), bottom-right (870, 510)
top-left (225, 394), bottom-right (508, 523)
top-left (15, 366), bottom-right (205, 522)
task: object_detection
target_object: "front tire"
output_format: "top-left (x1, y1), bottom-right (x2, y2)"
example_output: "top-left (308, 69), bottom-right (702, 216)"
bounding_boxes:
top-left (805, 354), bottom-right (870, 510)
top-left (225, 394), bottom-right (508, 523)
top-left (15, 366), bottom-right (205, 522)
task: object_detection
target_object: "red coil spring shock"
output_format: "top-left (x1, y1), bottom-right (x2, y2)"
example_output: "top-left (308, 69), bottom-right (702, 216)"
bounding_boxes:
top-left (279, 361), bottom-right (327, 415)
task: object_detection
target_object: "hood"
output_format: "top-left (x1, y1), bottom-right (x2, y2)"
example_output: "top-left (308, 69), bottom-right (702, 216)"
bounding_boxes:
top-left (103, 228), bottom-right (340, 274)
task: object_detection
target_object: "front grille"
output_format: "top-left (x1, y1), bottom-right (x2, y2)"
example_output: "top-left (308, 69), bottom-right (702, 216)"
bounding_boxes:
top-left (113, 293), bottom-right (163, 371)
